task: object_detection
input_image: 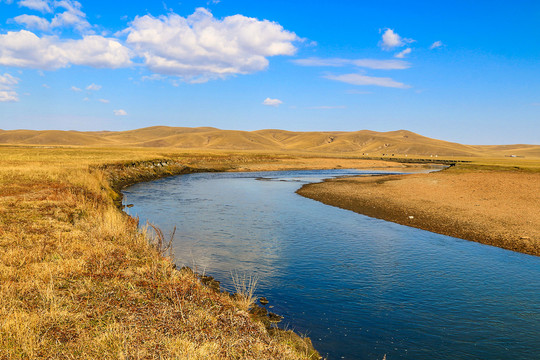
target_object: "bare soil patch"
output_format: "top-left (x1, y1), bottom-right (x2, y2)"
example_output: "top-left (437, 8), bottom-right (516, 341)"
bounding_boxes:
top-left (298, 169), bottom-right (540, 256)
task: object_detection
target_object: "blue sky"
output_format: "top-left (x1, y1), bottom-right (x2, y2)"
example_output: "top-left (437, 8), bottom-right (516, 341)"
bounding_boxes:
top-left (0, 0), bottom-right (539, 144)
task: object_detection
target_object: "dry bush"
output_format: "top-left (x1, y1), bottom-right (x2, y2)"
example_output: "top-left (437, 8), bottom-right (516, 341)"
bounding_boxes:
top-left (147, 223), bottom-right (175, 259)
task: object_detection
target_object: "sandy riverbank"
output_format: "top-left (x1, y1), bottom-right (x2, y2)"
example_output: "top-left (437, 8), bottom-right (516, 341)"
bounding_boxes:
top-left (297, 167), bottom-right (540, 256)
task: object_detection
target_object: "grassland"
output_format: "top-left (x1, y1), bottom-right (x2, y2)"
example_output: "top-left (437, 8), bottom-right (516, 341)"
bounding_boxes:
top-left (2, 126), bottom-right (540, 158)
top-left (1, 145), bottom-right (415, 359)
top-left (1, 131), bottom-right (539, 358)
top-left (1, 147), bottom-right (356, 359)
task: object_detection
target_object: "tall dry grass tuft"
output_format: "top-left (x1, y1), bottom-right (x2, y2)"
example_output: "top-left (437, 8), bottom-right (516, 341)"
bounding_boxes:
top-left (147, 223), bottom-right (175, 259)
top-left (231, 272), bottom-right (259, 311)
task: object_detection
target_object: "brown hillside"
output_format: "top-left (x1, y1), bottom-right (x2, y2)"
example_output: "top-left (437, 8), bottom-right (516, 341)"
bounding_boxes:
top-left (0, 130), bottom-right (113, 146)
top-left (0, 126), bottom-right (539, 158)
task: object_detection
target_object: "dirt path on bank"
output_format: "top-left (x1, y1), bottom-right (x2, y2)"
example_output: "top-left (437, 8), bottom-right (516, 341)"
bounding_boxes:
top-left (297, 168), bottom-right (540, 256)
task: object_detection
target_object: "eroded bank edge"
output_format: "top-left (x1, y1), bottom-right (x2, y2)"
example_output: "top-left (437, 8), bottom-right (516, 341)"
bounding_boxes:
top-left (92, 158), bottom-right (322, 359)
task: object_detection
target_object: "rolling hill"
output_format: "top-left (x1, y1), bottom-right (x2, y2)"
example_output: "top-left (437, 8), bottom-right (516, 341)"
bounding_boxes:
top-left (1, 126), bottom-right (539, 158)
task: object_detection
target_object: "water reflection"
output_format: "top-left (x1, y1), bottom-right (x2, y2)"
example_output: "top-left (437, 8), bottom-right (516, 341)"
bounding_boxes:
top-left (124, 169), bottom-right (540, 360)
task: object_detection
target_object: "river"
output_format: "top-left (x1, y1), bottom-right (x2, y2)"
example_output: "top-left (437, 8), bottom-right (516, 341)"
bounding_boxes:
top-left (123, 169), bottom-right (540, 360)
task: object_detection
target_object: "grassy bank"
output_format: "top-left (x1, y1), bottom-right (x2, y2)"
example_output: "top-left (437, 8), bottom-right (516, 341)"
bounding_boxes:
top-left (2, 147), bottom-right (353, 359)
top-left (3, 144), bottom-right (537, 357)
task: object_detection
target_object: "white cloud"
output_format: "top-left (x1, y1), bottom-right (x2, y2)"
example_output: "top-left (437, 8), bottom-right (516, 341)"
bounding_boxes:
top-left (293, 57), bottom-right (410, 70)
top-left (0, 73), bottom-right (19, 87)
top-left (13, 14), bottom-right (51, 31)
top-left (292, 58), bottom-right (346, 67)
top-left (324, 73), bottom-right (410, 89)
top-left (86, 83), bottom-right (101, 91)
top-left (141, 74), bottom-right (166, 81)
top-left (0, 91), bottom-right (19, 101)
top-left (50, 1), bottom-right (91, 33)
top-left (394, 48), bottom-right (412, 59)
top-left (430, 40), bottom-right (443, 49)
top-left (12, 0), bottom-right (91, 33)
top-left (113, 109), bottom-right (127, 116)
top-left (71, 86), bottom-right (81, 91)
top-left (18, 0), bottom-right (52, 13)
top-left (262, 97), bottom-right (283, 107)
top-left (63, 35), bottom-right (132, 68)
top-left (0, 30), bottom-right (132, 69)
top-left (350, 59), bottom-right (410, 70)
top-left (98, 98), bottom-right (109, 103)
top-left (3, 6), bottom-right (297, 83)
top-left (379, 28), bottom-right (414, 50)
top-left (381, 29), bottom-right (402, 49)
top-left (125, 8), bottom-right (298, 82)
top-left (0, 31), bottom-right (65, 69)
top-left (0, 86), bottom-right (23, 102)
top-left (0, 73), bottom-right (20, 102)
top-left (162, 1), bottom-right (172, 12)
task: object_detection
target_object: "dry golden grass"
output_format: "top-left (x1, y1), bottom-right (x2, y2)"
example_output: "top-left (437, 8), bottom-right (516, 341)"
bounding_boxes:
top-left (230, 273), bottom-right (259, 312)
top-left (0, 146), bottom-right (333, 359)
top-left (1, 126), bottom-right (539, 158)
top-left (3, 142), bottom-right (537, 358)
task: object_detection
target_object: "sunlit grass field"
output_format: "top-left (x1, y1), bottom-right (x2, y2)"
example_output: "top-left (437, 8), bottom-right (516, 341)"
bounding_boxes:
top-left (1, 145), bottom-right (538, 358)
top-left (0, 146), bottom-right (325, 359)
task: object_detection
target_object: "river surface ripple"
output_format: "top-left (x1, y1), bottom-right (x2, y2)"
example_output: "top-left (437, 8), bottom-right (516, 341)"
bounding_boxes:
top-left (123, 169), bottom-right (540, 360)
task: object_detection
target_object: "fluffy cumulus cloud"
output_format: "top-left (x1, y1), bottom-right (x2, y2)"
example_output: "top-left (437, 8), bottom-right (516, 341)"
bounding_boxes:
top-left (13, 14), bottom-right (51, 30)
top-left (394, 48), bottom-right (412, 59)
top-left (293, 57), bottom-right (410, 70)
top-left (12, 0), bottom-right (91, 32)
top-left (324, 73), bottom-right (410, 89)
top-left (262, 97), bottom-right (283, 107)
top-left (0, 73), bottom-right (20, 102)
top-left (113, 109), bottom-right (127, 116)
top-left (50, 0), bottom-right (91, 32)
top-left (64, 36), bottom-right (132, 68)
top-left (379, 28), bottom-right (414, 50)
top-left (1, 5), bottom-right (298, 83)
top-left (125, 8), bottom-right (298, 82)
top-left (0, 30), bottom-right (131, 69)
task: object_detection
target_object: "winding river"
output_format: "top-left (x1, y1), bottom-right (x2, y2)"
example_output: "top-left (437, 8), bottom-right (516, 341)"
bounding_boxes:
top-left (123, 169), bottom-right (540, 360)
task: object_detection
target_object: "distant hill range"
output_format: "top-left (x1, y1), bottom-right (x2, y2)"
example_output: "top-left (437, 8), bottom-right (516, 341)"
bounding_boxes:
top-left (1, 126), bottom-right (539, 158)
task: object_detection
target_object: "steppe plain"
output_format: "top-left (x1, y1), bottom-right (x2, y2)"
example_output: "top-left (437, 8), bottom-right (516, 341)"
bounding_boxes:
top-left (1, 126), bottom-right (539, 358)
